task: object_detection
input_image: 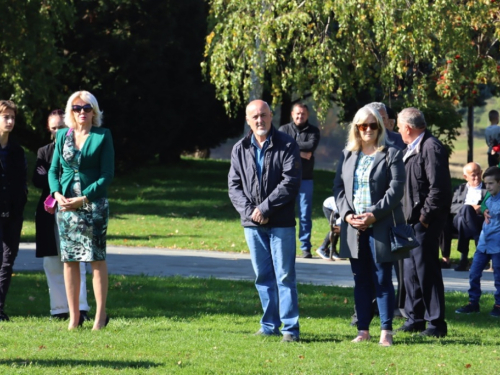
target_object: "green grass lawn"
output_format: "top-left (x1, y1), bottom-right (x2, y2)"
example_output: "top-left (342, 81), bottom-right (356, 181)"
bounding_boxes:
top-left (1, 273), bottom-right (498, 374)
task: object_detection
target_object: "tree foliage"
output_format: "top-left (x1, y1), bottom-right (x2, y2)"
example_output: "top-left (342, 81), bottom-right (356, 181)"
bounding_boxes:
top-left (0, 0), bottom-right (74, 149)
top-left (1, 0), bottom-right (243, 167)
top-left (203, 0), bottom-right (500, 149)
top-left (59, 0), bottom-right (245, 167)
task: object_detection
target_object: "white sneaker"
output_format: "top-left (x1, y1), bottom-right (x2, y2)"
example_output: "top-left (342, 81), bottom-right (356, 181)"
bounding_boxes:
top-left (315, 248), bottom-right (329, 260)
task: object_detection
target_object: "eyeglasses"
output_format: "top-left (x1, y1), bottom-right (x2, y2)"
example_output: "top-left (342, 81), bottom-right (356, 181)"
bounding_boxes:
top-left (50, 109), bottom-right (64, 116)
top-left (71, 104), bottom-right (93, 113)
top-left (356, 122), bottom-right (379, 131)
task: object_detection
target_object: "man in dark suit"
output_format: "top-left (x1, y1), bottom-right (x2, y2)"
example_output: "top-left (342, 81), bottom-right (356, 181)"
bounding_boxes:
top-left (397, 107), bottom-right (451, 338)
top-left (440, 162), bottom-right (487, 271)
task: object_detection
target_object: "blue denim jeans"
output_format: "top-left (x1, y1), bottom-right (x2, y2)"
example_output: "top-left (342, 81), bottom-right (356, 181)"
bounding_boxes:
top-left (296, 179), bottom-right (313, 252)
top-left (244, 226), bottom-right (300, 337)
top-left (468, 250), bottom-right (500, 305)
top-left (349, 229), bottom-right (394, 331)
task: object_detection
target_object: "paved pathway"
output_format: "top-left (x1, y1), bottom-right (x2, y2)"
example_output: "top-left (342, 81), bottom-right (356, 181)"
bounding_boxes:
top-left (14, 243), bottom-right (494, 292)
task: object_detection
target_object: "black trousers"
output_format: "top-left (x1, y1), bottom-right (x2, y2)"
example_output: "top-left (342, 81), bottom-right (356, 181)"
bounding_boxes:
top-left (0, 215), bottom-right (24, 311)
top-left (454, 205), bottom-right (484, 256)
top-left (403, 216), bottom-right (447, 331)
top-left (488, 152), bottom-right (500, 168)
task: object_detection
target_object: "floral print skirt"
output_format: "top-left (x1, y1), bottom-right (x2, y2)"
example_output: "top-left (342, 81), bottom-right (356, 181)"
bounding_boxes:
top-left (57, 198), bottom-right (109, 262)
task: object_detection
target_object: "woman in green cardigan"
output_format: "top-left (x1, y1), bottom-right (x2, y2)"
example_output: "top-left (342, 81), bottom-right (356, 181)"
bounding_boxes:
top-left (49, 91), bottom-right (114, 330)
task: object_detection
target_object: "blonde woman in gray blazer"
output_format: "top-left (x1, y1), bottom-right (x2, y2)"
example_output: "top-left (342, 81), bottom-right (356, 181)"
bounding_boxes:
top-left (333, 106), bottom-right (408, 346)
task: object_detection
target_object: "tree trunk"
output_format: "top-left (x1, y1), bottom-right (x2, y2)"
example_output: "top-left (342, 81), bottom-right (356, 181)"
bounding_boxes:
top-left (467, 105), bottom-right (474, 163)
top-left (280, 93), bottom-right (292, 125)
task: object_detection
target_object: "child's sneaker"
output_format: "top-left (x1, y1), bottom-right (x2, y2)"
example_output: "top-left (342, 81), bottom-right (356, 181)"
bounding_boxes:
top-left (455, 302), bottom-right (480, 314)
top-left (490, 305), bottom-right (500, 317)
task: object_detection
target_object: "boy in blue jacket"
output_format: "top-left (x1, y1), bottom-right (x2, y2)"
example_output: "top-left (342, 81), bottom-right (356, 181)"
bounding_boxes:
top-left (456, 166), bottom-right (500, 317)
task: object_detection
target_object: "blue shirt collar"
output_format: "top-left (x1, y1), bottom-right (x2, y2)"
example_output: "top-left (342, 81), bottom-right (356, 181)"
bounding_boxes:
top-left (407, 132), bottom-right (425, 152)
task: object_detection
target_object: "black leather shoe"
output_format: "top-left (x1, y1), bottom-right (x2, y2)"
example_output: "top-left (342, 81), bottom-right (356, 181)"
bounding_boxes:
top-left (51, 313), bottom-right (69, 321)
top-left (78, 313), bottom-right (85, 327)
top-left (420, 328), bottom-right (447, 338)
top-left (454, 263), bottom-right (468, 272)
top-left (396, 324), bottom-right (425, 333)
top-left (79, 311), bottom-right (91, 322)
top-left (0, 311), bottom-right (10, 322)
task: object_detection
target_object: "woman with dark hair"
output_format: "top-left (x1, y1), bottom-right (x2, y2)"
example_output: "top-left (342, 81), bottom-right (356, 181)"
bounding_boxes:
top-left (333, 105), bottom-right (408, 346)
top-left (49, 92), bottom-right (114, 330)
top-left (33, 109), bottom-right (90, 321)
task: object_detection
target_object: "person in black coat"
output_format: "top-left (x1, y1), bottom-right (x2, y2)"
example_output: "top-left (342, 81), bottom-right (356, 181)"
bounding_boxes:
top-left (0, 100), bottom-right (28, 322)
top-left (278, 103), bottom-right (320, 258)
top-left (32, 110), bottom-right (89, 320)
top-left (397, 107), bottom-right (451, 338)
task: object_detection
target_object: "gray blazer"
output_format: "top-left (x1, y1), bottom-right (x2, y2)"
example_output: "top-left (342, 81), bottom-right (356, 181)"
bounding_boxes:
top-left (333, 146), bottom-right (409, 263)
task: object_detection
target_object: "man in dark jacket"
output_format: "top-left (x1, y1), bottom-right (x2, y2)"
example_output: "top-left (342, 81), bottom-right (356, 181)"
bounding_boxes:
top-left (278, 103), bottom-right (320, 258)
top-left (397, 107), bottom-right (451, 338)
top-left (0, 100), bottom-right (28, 322)
top-left (228, 100), bottom-right (302, 342)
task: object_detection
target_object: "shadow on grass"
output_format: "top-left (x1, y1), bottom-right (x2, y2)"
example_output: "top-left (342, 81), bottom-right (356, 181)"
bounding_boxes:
top-left (0, 359), bottom-right (160, 369)
top-left (9, 272), bottom-right (355, 321)
top-left (106, 234), bottom-right (201, 241)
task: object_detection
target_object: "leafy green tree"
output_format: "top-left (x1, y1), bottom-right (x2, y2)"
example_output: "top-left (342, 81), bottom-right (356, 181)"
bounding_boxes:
top-left (203, 0), bottom-right (500, 152)
top-left (0, 0), bottom-right (75, 149)
top-left (58, 0), bottom-right (243, 168)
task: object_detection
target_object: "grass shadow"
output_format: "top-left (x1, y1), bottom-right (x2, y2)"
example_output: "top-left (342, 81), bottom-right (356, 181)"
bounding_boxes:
top-left (0, 359), bottom-right (160, 369)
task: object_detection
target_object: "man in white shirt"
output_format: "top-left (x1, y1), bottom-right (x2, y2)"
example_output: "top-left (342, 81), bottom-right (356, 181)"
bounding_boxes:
top-left (440, 162), bottom-right (487, 271)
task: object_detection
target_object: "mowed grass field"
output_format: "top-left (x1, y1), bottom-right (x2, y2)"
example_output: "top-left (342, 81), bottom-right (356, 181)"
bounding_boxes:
top-left (1, 273), bottom-right (499, 374)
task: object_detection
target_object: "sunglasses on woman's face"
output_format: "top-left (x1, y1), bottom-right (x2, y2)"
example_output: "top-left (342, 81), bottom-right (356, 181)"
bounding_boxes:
top-left (356, 122), bottom-right (378, 131)
top-left (71, 104), bottom-right (93, 113)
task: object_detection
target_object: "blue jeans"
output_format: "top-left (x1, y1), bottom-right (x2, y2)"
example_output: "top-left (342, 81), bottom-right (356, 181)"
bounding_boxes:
top-left (244, 226), bottom-right (300, 337)
top-left (349, 229), bottom-right (394, 331)
top-left (296, 179), bottom-right (313, 252)
top-left (468, 250), bottom-right (500, 305)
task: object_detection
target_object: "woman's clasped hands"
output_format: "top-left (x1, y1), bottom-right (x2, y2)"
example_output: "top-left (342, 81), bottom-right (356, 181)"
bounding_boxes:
top-left (346, 212), bottom-right (376, 231)
top-left (54, 192), bottom-right (85, 212)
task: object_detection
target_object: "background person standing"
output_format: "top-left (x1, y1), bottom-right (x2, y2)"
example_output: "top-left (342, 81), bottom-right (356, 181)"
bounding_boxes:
top-left (279, 103), bottom-right (320, 258)
top-left (485, 110), bottom-right (500, 167)
top-left (0, 100), bottom-right (28, 322)
top-left (397, 107), bottom-right (451, 338)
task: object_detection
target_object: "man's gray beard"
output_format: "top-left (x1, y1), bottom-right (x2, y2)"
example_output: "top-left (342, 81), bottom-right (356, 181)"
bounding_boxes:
top-left (256, 129), bottom-right (268, 136)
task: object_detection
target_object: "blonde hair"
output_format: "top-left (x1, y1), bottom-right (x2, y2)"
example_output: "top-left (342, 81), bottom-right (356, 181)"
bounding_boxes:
top-left (345, 106), bottom-right (386, 152)
top-left (64, 91), bottom-right (103, 128)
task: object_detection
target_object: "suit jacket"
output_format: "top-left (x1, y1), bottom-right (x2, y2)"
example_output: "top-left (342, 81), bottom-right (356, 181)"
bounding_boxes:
top-left (386, 130), bottom-right (406, 150)
top-left (333, 145), bottom-right (409, 263)
top-left (450, 183), bottom-right (487, 215)
top-left (0, 138), bottom-right (27, 219)
top-left (32, 142), bottom-right (58, 257)
top-left (402, 130), bottom-right (452, 224)
top-left (49, 126), bottom-right (114, 201)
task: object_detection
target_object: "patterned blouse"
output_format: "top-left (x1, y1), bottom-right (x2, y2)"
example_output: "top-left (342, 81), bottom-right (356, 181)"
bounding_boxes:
top-left (353, 152), bottom-right (375, 215)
